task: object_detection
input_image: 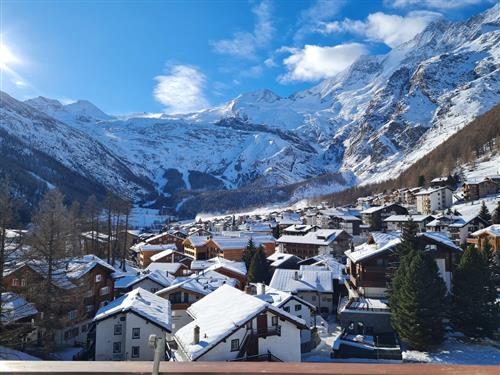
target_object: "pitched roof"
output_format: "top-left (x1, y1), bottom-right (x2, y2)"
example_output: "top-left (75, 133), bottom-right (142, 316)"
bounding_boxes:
top-left (384, 215), bottom-right (433, 222)
top-left (345, 232), bottom-right (401, 263)
top-left (252, 284), bottom-right (315, 310)
top-left (269, 269), bottom-right (334, 293)
top-left (149, 246), bottom-right (181, 262)
top-left (1, 292), bottom-right (38, 324)
top-left (471, 224), bottom-right (500, 238)
top-left (146, 262), bottom-right (186, 275)
top-left (114, 270), bottom-right (174, 289)
top-left (267, 252), bottom-right (300, 267)
top-left (175, 285), bottom-right (305, 361)
top-left (156, 270), bottom-right (237, 296)
top-left (93, 288), bottom-right (171, 331)
top-left (277, 229), bottom-right (347, 246)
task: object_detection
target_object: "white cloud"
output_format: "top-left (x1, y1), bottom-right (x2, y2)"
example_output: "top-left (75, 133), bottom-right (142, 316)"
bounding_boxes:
top-left (388, 0), bottom-right (489, 10)
top-left (264, 57), bottom-right (277, 68)
top-left (279, 43), bottom-right (367, 83)
top-left (153, 64), bottom-right (210, 114)
top-left (323, 11), bottom-right (442, 48)
top-left (294, 0), bottom-right (346, 41)
top-left (211, 0), bottom-right (274, 59)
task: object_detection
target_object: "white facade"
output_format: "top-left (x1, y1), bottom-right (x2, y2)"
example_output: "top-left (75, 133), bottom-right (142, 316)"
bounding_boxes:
top-left (95, 311), bottom-right (168, 361)
top-left (416, 188), bottom-right (453, 214)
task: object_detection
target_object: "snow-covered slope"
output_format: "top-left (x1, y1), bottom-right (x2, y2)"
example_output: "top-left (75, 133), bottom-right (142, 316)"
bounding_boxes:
top-left (12, 4), bottom-right (500, 214)
top-left (0, 92), bottom-right (152, 200)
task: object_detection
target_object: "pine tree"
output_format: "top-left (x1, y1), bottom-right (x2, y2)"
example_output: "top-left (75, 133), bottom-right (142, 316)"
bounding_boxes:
top-left (243, 238), bottom-right (256, 269)
top-left (478, 201), bottom-right (492, 224)
top-left (492, 201), bottom-right (500, 224)
top-left (390, 249), bottom-right (447, 350)
top-left (451, 245), bottom-right (499, 337)
top-left (248, 246), bottom-right (271, 284)
top-left (418, 175), bottom-right (426, 187)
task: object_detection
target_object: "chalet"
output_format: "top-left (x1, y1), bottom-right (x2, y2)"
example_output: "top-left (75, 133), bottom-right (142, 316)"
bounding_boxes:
top-left (277, 229), bottom-right (351, 259)
top-left (269, 269), bottom-right (337, 316)
top-left (344, 231), bottom-right (462, 299)
top-left (93, 288), bottom-right (172, 361)
top-left (341, 232), bottom-right (462, 334)
top-left (81, 231), bottom-right (116, 257)
top-left (361, 204), bottom-right (408, 231)
top-left (275, 213), bottom-right (303, 230)
top-left (114, 271), bottom-right (174, 296)
top-left (320, 210), bottom-right (362, 236)
top-left (145, 231), bottom-right (185, 252)
top-left (204, 258), bottom-right (247, 289)
top-left (149, 248), bottom-right (191, 266)
top-left (183, 235), bottom-right (275, 261)
top-left (468, 224), bottom-right (500, 253)
top-left (237, 222), bottom-right (273, 235)
top-left (463, 178), bottom-right (499, 201)
top-left (134, 244), bottom-right (178, 269)
top-left (415, 187), bottom-right (453, 214)
top-left (156, 271), bottom-right (237, 332)
top-left (250, 283), bottom-right (316, 352)
top-left (4, 255), bottom-right (116, 347)
top-left (384, 214), bottom-right (435, 232)
top-left (170, 285), bottom-right (306, 362)
top-left (430, 176), bottom-right (451, 188)
top-left (447, 215), bottom-right (489, 246)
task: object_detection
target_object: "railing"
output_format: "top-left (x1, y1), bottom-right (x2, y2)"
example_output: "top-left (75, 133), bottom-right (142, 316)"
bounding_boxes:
top-left (0, 361), bottom-right (497, 374)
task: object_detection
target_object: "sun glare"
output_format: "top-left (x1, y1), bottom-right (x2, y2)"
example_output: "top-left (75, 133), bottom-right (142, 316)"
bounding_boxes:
top-left (0, 42), bottom-right (19, 70)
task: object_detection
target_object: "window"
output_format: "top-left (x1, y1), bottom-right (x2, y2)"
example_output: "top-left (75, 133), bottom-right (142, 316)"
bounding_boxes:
top-left (294, 304), bottom-right (302, 311)
top-left (311, 295), bottom-right (316, 301)
top-left (114, 325), bottom-right (122, 335)
top-left (99, 286), bottom-right (110, 296)
top-left (113, 342), bottom-right (121, 353)
top-left (150, 288), bottom-right (158, 293)
top-left (132, 327), bottom-right (140, 339)
top-left (95, 274), bottom-right (102, 283)
top-left (298, 315), bottom-right (302, 319)
top-left (283, 306), bottom-right (290, 313)
top-left (21, 279), bottom-right (27, 287)
top-left (81, 324), bottom-right (88, 333)
top-left (246, 321), bottom-right (252, 330)
top-left (12, 278), bottom-right (19, 287)
top-left (68, 310), bottom-right (77, 320)
top-left (230, 339), bottom-right (239, 351)
top-left (271, 316), bottom-right (278, 326)
top-left (131, 346), bottom-right (140, 358)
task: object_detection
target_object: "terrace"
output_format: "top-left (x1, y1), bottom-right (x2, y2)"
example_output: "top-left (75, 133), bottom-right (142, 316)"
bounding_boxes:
top-left (0, 361), bottom-right (497, 375)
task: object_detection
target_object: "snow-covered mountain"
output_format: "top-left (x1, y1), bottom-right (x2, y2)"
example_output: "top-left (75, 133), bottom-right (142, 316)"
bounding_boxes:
top-left (8, 4), bottom-right (500, 216)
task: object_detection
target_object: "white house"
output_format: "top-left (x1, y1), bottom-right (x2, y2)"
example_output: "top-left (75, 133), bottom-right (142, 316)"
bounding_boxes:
top-left (171, 285), bottom-right (306, 362)
top-left (93, 288), bottom-right (171, 361)
top-left (269, 269), bottom-right (336, 316)
top-left (415, 187), bottom-right (453, 214)
top-left (114, 270), bottom-right (174, 296)
top-left (251, 283), bottom-right (316, 352)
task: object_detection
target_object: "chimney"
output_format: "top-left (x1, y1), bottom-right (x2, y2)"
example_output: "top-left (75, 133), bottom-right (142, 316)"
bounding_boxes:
top-left (293, 271), bottom-right (299, 280)
top-left (244, 285), bottom-right (253, 295)
top-left (193, 325), bottom-right (200, 345)
top-left (259, 283), bottom-right (266, 295)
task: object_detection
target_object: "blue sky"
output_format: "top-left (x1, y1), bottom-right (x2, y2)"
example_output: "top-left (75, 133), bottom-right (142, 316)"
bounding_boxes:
top-left (0, 0), bottom-right (494, 114)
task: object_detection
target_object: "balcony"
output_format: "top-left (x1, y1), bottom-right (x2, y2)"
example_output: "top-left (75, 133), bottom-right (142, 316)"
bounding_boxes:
top-left (0, 361), bottom-right (497, 374)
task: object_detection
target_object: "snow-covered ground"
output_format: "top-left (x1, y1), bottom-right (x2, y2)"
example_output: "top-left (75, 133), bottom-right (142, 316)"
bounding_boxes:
top-left (302, 318), bottom-right (500, 365)
top-left (402, 334), bottom-right (500, 365)
top-left (128, 207), bottom-right (168, 229)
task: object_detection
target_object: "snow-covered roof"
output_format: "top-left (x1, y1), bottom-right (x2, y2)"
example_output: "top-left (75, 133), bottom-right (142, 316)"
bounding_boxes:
top-left (146, 231), bottom-right (183, 243)
top-left (114, 270), bottom-right (174, 289)
top-left (384, 215), bottom-right (433, 222)
top-left (175, 285), bottom-right (305, 361)
top-left (185, 236), bottom-right (210, 247)
top-left (205, 257), bottom-right (247, 276)
top-left (94, 288), bottom-right (171, 331)
top-left (252, 284), bottom-right (315, 310)
top-left (146, 262), bottom-right (185, 275)
top-left (431, 177), bottom-right (449, 183)
top-left (414, 186), bottom-right (452, 196)
top-left (361, 204), bottom-right (403, 214)
top-left (348, 298), bottom-right (389, 311)
top-left (0, 346), bottom-right (40, 360)
top-left (277, 229), bottom-right (346, 246)
top-left (81, 231), bottom-right (115, 243)
top-left (149, 246), bottom-right (181, 262)
top-left (156, 270), bottom-right (237, 297)
top-left (269, 269), bottom-right (334, 293)
top-left (471, 224), bottom-right (500, 238)
top-left (345, 232), bottom-right (401, 263)
top-left (1, 292), bottom-right (38, 324)
top-left (267, 252), bottom-right (299, 267)
top-left (283, 224), bottom-right (315, 233)
top-left (420, 232), bottom-right (462, 252)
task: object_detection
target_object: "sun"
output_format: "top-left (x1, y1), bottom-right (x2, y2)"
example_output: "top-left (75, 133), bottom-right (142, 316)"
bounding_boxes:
top-left (0, 42), bottom-right (19, 71)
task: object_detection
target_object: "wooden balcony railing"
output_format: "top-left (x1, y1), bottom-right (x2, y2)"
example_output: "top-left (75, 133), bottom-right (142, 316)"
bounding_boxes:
top-left (0, 361), bottom-right (497, 375)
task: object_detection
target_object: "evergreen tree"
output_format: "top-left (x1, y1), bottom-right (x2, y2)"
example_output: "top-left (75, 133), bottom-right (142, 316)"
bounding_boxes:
top-left (272, 224), bottom-right (281, 239)
top-left (418, 175), bottom-right (426, 187)
top-left (492, 201), bottom-right (500, 224)
top-left (242, 238), bottom-right (256, 269)
top-left (478, 201), bottom-right (492, 224)
top-left (397, 217), bottom-right (419, 257)
top-left (248, 246), bottom-right (271, 284)
top-left (390, 249), bottom-right (447, 350)
top-left (451, 245), bottom-right (499, 337)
